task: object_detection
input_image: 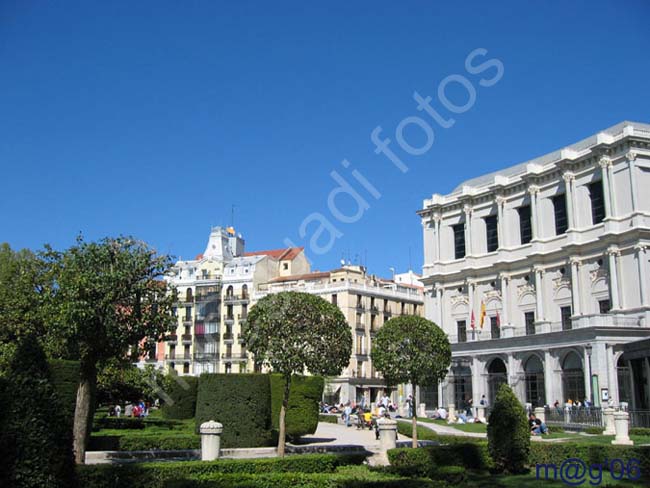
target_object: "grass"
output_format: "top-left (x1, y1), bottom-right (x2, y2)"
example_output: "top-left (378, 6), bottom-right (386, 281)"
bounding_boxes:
top-left (91, 408), bottom-right (198, 439)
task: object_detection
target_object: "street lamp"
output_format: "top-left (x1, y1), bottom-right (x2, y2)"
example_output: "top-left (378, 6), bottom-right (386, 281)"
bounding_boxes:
top-left (585, 344), bottom-right (593, 405)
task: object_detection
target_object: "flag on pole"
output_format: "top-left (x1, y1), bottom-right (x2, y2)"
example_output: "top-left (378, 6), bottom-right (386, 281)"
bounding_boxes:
top-left (479, 301), bottom-right (487, 329)
top-left (496, 311), bottom-right (501, 328)
top-left (470, 310), bottom-right (475, 329)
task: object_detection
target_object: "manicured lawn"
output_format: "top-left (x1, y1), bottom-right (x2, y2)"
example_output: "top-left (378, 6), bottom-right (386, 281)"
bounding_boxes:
top-left (418, 417), bottom-right (487, 433)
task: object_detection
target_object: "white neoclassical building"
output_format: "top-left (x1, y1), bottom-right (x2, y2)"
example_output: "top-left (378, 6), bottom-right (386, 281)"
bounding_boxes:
top-left (418, 121), bottom-right (650, 415)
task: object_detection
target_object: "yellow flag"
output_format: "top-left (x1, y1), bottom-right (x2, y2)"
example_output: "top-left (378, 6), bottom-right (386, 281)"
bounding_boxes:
top-left (479, 301), bottom-right (486, 328)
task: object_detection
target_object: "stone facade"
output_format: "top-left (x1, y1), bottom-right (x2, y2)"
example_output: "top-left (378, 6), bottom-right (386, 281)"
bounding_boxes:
top-left (418, 121), bottom-right (650, 412)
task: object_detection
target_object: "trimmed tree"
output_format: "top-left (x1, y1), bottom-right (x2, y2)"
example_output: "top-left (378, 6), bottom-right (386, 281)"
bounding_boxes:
top-left (371, 315), bottom-right (451, 448)
top-left (43, 236), bottom-right (176, 463)
top-left (244, 291), bottom-right (352, 456)
top-left (487, 383), bottom-right (530, 473)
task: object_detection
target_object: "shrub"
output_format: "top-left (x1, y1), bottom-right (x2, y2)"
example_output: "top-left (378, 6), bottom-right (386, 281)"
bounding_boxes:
top-left (319, 414), bottom-right (339, 424)
top-left (431, 465), bottom-right (467, 483)
top-left (93, 417), bottom-right (145, 430)
top-left (162, 374), bottom-right (198, 420)
top-left (77, 454), bottom-right (367, 488)
top-left (195, 374), bottom-right (273, 448)
top-left (630, 427), bottom-right (650, 436)
top-left (270, 375), bottom-right (324, 439)
top-left (48, 359), bottom-right (80, 427)
top-left (487, 383), bottom-right (530, 473)
top-left (0, 337), bottom-right (77, 487)
top-left (584, 426), bottom-right (604, 435)
top-left (388, 442), bottom-right (492, 473)
top-left (89, 434), bottom-right (200, 451)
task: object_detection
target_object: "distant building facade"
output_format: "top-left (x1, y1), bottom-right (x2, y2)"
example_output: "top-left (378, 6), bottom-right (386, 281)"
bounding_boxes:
top-left (418, 121), bottom-right (650, 412)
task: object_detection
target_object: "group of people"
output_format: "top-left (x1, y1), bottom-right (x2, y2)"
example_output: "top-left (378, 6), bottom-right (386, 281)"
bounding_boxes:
top-left (108, 400), bottom-right (150, 418)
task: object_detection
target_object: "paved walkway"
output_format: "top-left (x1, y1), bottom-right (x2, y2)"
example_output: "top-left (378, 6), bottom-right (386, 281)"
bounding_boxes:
top-left (289, 421), bottom-right (408, 450)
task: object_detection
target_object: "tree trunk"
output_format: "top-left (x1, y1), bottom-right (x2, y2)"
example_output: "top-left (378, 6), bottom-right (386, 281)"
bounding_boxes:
top-left (412, 385), bottom-right (418, 449)
top-left (73, 362), bottom-right (97, 464)
top-left (277, 375), bottom-right (291, 457)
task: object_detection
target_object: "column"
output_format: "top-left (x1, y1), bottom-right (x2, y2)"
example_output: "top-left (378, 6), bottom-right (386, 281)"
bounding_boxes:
top-left (431, 213), bottom-right (442, 263)
top-left (468, 279), bottom-right (475, 340)
top-left (635, 244), bottom-right (648, 307)
top-left (472, 356), bottom-right (482, 411)
top-left (496, 195), bottom-right (506, 249)
top-left (599, 156), bottom-right (614, 218)
top-left (464, 204), bottom-right (473, 256)
top-left (607, 247), bottom-right (621, 311)
top-left (583, 347), bottom-right (592, 404)
top-left (606, 345), bottom-right (617, 406)
top-left (528, 185), bottom-right (540, 239)
top-left (627, 151), bottom-right (639, 213)
top-left (534, 266), bottom-right (545, 322)
top-left (544, 351), bottom-right (556, 406)
top-left (500, 273), bottom-right (510, 325)
top-left (563, 172), bottom-right (576, 229)
top-left (570, 257), bottom-right (582, 316)
top-left (435, 285), bottom-right (444, 325)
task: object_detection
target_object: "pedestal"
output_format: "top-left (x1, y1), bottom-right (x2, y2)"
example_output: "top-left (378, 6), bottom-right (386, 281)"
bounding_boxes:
top-left (611, 411), bottom-right (633, 446)
top-left (377, 417), bottom-right (397, 452)
top-left (476, 406), bottom-right (486, 423)
top-left (534, 407), bottom-right (546, 423)
top-left (200, 420), bottom-right (223, 461)
top-left (603, 407), bottom-right (616, 435)
top-left (448, 404), bottom-right (456, 422)
top-left (418, 403), bottom-right (426, 418)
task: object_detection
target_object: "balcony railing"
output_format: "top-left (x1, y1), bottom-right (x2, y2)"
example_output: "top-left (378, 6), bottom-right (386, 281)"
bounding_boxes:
top-left (237, 333), bottom-right (247, 343)
top-left (182, 316), bottom-right (192, 324)
top-left (221, 352), bottom-right (248, 361)
top-left (370, 306), bottom-right (379, 315)
top-left (223, 332), bottom-right (234, 341)
top-left (181, 334), bottom-right (193, 342)
top-left (355, 322), bottom-right (365, 331)
top-left (224, 315), bottom-right (235, 324)
top-left (224, 294), bottom-right (250, 304)
top-left (355, 304), bottom-right (365, 313)
top-left (384, 310), bottom-right (392, 317)
top-left (193, 352), bottom-right (218, 361)
top-left (167, 334), bottom-right (178, 343)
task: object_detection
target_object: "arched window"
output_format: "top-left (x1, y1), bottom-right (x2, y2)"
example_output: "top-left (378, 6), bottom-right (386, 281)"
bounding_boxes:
top-left (524, 355), bottom-right (545, 407)
top-left (226, 285), bottom-right (234, 297)
top-left (616, 356), bottom-right (632, 405)
top-left (561, 351), bottom-right (585, 403)
top-left (451, 363), bottom-right (472, 410)
top-left (186, 288), bottom-right (193, 302)
top-left (242, 284), bottom-right (248, 299)
top-left (487, 358), bottom-right (508, 407)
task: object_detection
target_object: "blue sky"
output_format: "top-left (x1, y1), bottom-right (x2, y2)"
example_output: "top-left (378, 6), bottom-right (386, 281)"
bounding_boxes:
top-left (1, 1), bottom-right (649, 277)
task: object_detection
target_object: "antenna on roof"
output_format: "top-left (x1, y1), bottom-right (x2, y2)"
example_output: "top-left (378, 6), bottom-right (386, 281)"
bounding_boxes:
top-left (408, 247), bottom-right (412, 272)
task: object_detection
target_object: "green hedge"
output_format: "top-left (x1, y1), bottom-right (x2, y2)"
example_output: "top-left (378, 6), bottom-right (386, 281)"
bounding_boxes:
top-left (77, 454), bottom-right (366, 488)
top-left (164, 473), bottom-right (448, 488)
top-left (270, 375), bottom-right (324, 439)
top-left (48, 359), bottom-right (80, 426)
top-left (94, 417), bottom-right (146, 430)
top-left (319, 414), bottom-right (339, 424)
top-left (387, 442), bottom-right (650, 480)
top-left (195, 374), bottom-right (273, 448)
top-left (89, 434), bottom-right (200, 451)
top-left (630, 427), bottom-right (650, 436)
top-left (162, 375), bottom-right (198, 420)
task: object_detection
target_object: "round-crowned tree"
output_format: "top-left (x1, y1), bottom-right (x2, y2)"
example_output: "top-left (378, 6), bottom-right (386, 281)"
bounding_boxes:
top-left (371, 315), bottom-right (451, 448)
top-left (244, 291), bottom-right (352, 456)
top-left (487, 383), bottom-right (530, 473)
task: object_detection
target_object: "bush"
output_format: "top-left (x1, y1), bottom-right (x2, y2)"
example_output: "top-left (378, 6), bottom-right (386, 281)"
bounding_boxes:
top-left (195, 374), bottom-right (273, 448)
top-left (431, 465), bottom-right (467, 483)
top-left (77, 453), bottom-right (366, 488)
top-left (584, 426), bottom-right (604, 435)
top-left (487, 384), bottom-right (530, 473)
top-left (0, 337), bottom-right (77, 487)
top-left (270, 375), bottom-right (324, 439)
top-left (388, 442), bottom-right (492, 474)
top-left (162, 374), bottom-right (198, 420)
top-left (630, 427), bottom-right (650, 436)
top-left (48, 359), bottom-right (80, 427)
top-left (93, 417), bottom-right (145, 430)
top-left (89, 434), bottom-right (200, 451)
top-left (319, 414), bottom-right (339, 424)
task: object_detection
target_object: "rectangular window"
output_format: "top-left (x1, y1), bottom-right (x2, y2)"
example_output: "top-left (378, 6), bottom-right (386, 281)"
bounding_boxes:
top-left (525, 311), bottom-right (536, 335)
top-left (453, 223), bottom-right (466, 259)
top-left (589, 180), bottom-right (605, 224)
top-left (457, 320), bottom-right (467, 343)
top-left (553, 194), bottom-right (568, 235)
top-left (490, 316), bottom-right (500, 339)
top-left (331, 294), bottom-right (337, 305)
top-left (561, 306), bottom-right (572, 331)
top-left (518, 205), bottom-right (532, 244)
top-left (599, 299), bottom-right (611, 314)
top-left (485, 215), bottom-right (499, 252)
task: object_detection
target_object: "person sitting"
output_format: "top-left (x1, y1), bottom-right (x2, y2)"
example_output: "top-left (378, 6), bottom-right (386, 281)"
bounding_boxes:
top-left (529, 414), bottom-right (549, 435)
top-left (363, 409), bottom-right (373, 430)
